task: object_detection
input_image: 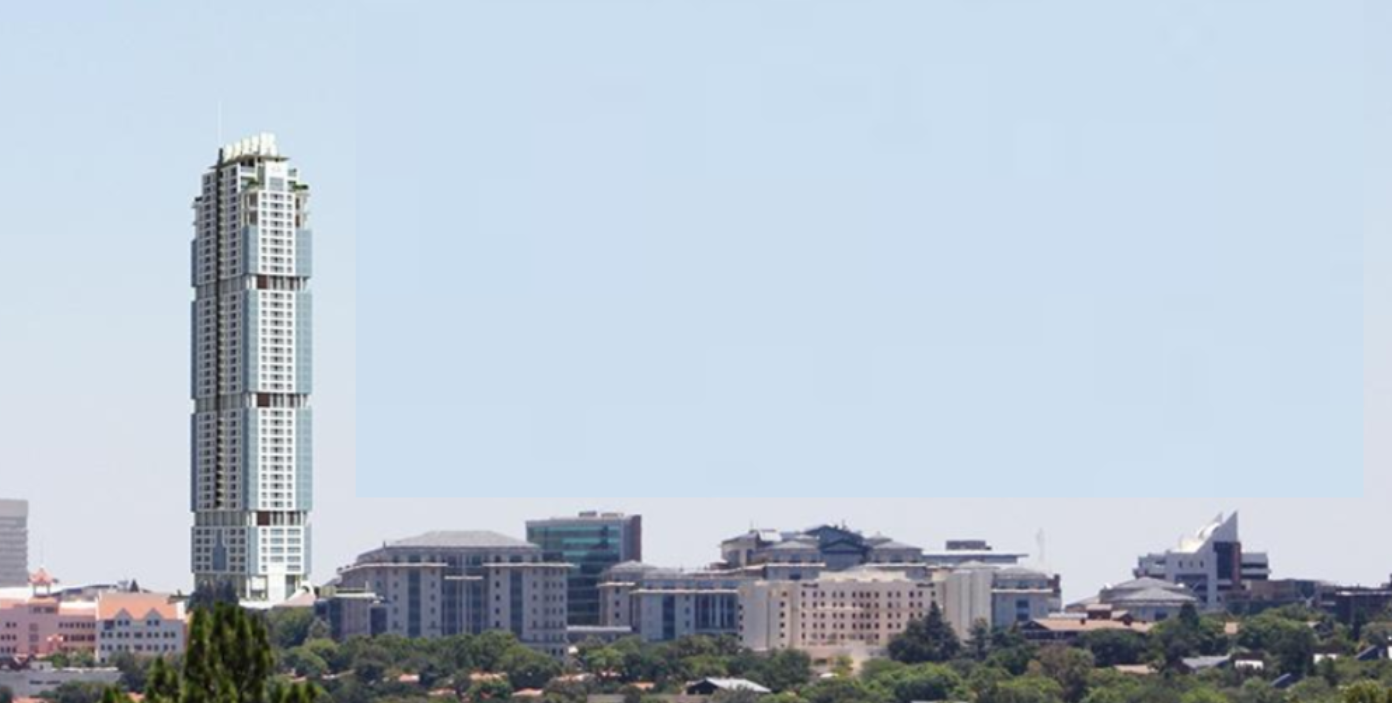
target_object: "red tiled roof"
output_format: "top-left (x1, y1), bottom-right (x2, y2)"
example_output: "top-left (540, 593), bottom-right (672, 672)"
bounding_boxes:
top-left (97, 593), bottom-right (182, 621)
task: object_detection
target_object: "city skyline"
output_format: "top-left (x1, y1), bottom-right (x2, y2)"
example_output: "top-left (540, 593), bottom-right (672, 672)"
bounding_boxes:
top-left (0, 1), bottom-right (1388, 616)
top-left (4, 495), bottom-right (1391, 605)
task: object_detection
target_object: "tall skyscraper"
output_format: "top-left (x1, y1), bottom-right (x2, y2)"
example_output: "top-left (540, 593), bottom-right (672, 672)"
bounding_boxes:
top-left (190, 134), bottom-right (313, 603)
top-left (0, 499), bottom-right (28, 587)
top-left (526, 511), bottom-right (641, 625)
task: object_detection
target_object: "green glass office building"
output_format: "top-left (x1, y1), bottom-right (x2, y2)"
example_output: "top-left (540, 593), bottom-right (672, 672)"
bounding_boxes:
top-left (526, 511), bottom-right (642, 626)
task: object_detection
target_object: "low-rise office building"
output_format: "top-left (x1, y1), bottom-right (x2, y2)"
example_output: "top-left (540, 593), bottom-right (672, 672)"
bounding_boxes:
top-left (0, 662), bottom-right (120, 697)
top-left (598, 562), bottom-right (742, 642)
top-left (95, 593), bottom-right (187, 662)
top-left (0, 571), bottom-right (98, 659)
top-left (327, 531), bottom-right (570, 655)
top-left (0, 572), bottom-right (184, 661)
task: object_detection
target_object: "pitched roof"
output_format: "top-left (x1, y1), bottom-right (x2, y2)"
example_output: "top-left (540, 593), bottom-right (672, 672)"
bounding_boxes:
top-left (1026, 618), bottom-right (1153, 634)
top-left (1110, 587), bottom-right (1199, 605)
top-left (97, 593), bottom-right (182, 621)
top-left (1106, 577), bottom-right (1191, 593)
top-left (690, 678), bottom-right (772, 694)
top-left (387, 531), bottom-right (534, 549)
top-left (869, 540), bottom-right (921, 551)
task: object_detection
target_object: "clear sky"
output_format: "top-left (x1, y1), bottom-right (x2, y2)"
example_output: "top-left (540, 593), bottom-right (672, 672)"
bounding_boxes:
top-left (356, 0), bottom-right (1370, 495)
top-left (0, 1), bottom-right (1388, 601)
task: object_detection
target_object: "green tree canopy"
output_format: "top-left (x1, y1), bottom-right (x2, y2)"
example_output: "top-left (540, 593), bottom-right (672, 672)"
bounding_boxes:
top-left (888, 602), bottom-right (962, 664)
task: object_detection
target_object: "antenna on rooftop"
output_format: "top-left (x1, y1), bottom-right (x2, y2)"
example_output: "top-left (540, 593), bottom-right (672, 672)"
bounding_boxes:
top-left (1036, 528), bottom-right (1047, 570)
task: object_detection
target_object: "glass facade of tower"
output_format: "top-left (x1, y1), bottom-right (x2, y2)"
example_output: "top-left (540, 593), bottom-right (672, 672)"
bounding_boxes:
top-left (526, 512), bottom-right (642, 626)
top-left (190, 134), bottom-right (313, 603)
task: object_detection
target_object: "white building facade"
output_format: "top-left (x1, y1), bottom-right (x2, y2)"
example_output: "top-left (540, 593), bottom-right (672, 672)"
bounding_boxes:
top-left (191, 134), bottom-right (313, 603)
top-left (740, 570), bottom-right (942, 663)
top-left (1134, 513), bottom-right (1269, 611)
top-left (95, 593), bottom-right (187, 662)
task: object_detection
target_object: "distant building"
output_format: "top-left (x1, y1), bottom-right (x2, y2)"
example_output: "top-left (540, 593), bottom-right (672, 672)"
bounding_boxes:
top-left (740, 569), bottom-right (941, 665)
top-left (0, 500), bottom-right (27, 587)
top-left (922, 540), bottom-right (1028, 568)
top-left (686, 678), bottom-right (772, 696)
top-left (1324, 582), bottom-right (1392, 627)
top-left (0, 662), bottom-right (120, 697)
top-left (1067, 576), bottom-right (1200, 623)
top-left (720, 524), bottom-right (930, 577)
top-left (1226, 578), bottom-right (1326, 616)
top-left (1134, 512), bottom-right (1269, 610)
top-left (526, 512), bottom-right (641, 627)
top-left (1020, 609), bottom-right (1154, 643)
top-left (988, 565), bottom-right (1063, 628)
top-left (597, 562), bottom-right (743, 642)
top-left (327, 531), bottom-right (570, 655)
top-left (937, 563), bottom-right (1061, 635)
top-left (0, 572), bottom-right (97, 659)
top-left (598, 523), bottom-right (1056, 647)
top-left (95, 592), bottom-right (187, 662)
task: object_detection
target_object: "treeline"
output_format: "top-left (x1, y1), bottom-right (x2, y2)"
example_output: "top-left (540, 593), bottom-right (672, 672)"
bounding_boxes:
top-left (16, 602), bottom-right (1392, 703)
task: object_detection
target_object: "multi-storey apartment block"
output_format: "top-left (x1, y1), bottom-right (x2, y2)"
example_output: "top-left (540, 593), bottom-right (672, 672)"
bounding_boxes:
top-left (190, 134), bottom-right (313, 603)
top-left (740, 570), bottom-right (942, 664)
top-left (326, 532), bottom-right (571, 656)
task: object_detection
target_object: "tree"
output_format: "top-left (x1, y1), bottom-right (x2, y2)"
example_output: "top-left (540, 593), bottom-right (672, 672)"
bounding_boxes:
top-left (39, 682), bottom-right (110, 703)
top-left (108, 652), bottom-right (149, 692)
top-left (464, 678), bottom-right (513, 701)
top-left (496, 646), bottom-right (561, 690)
top-left (800, 678), bottom-right (892, 703)
top-left (888, 602), bottom-right (962, 664)
top-left (577, 643), bottom-right (624, 677)
top-left (1076, 630), bottom-right (1149, 667)
top-left (169, 602), bottom-right (318, 703)
top-left (882, 663), bottom-right (965, 703)
top-left (1179, 686), bottom-right (1228, 703)
top-left (145, 658), bottom-right (181, 703)
top-left (1034, 645), bottom-right (1094, 703)
top-left (265, 608), bottom-right (318, 651)
top-left (1237, 612), bottom-right (1317, 675)
top-left (0, 686), bottom-right (12, 703)
top-left (968, 619), bottom-right (994, 661)
top-left (978, 675), bottom-right (1065, 703)
top-left (988, 627), bottom-right (1039, 676)
top-left (1342, 682), bottom-right (1391, 703)
top-left (712, 690), bottom-right (765, 703)
top-left (1152, 604), bottom-right (1227, 669)
top-left (750, 649), bottom-right (811, 692)
top-left (281, 645), bottom-right (330, 679)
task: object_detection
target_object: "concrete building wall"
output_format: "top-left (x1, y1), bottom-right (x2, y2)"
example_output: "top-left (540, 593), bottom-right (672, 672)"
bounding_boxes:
top-left (0, 500), bottom-right (27, 588)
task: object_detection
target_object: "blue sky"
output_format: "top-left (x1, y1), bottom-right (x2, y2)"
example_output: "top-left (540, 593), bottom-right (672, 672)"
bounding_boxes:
top-left (358, 0), bottom-right (1371, 496)
top-left (0, 1), bottom-right (1387, 595)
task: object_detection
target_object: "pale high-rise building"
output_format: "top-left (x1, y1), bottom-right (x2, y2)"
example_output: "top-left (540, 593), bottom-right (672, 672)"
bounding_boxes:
top-left (190, 133), bottom-right (313, 602)
top-left (0, 499), bottom-right (27, 587)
